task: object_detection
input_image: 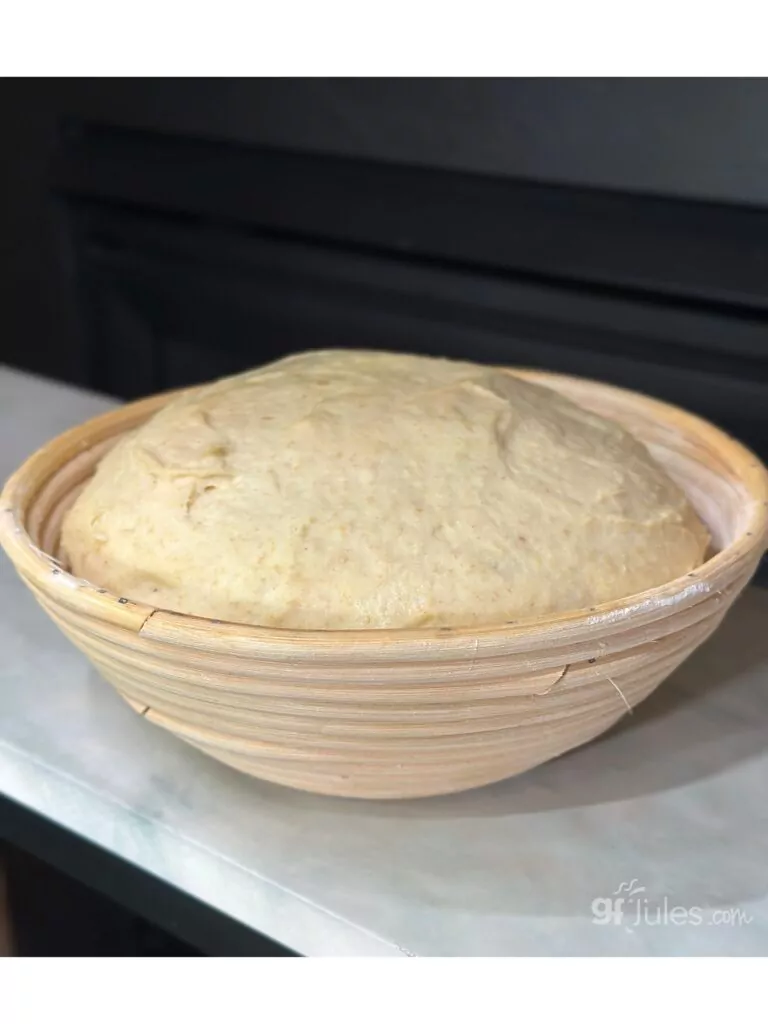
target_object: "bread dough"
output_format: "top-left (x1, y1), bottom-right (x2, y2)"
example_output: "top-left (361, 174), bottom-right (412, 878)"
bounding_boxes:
top-left (61, 350), bottom-right (709, 629)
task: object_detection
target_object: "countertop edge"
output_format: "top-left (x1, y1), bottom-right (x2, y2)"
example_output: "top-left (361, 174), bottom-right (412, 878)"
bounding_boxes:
top-left (0, 737), bottom-right (406, 957)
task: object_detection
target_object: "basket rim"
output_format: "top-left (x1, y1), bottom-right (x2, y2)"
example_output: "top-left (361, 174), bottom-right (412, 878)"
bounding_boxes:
top-left (2, 367), bottom-right (768, 647)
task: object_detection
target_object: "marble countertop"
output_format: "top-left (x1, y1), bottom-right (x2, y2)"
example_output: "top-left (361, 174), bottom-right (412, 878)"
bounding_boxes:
top-left (1, 363), bottom-right (767, 956)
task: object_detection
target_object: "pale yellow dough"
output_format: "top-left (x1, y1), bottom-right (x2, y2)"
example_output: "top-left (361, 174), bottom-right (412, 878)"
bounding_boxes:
top-left (61, 350), bottom-right (710, 629)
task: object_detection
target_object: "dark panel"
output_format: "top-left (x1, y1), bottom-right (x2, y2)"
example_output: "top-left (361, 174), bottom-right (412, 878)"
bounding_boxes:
top-left (53, 122), bottom-right (768, 312)
top-left (3, 842), bottom-right (200, 956)
top-left (0, 84), bottom-right (85, 385)
top-left (55, 79), bottom-right (768, 208)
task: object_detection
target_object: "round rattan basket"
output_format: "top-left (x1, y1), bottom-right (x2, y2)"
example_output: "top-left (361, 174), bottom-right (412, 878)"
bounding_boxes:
top-left (2, 370), bottom-right (767, 799)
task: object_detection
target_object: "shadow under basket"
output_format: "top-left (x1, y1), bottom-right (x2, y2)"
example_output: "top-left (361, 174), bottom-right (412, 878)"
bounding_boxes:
top-left (2, 370), bottom-right (768, 799)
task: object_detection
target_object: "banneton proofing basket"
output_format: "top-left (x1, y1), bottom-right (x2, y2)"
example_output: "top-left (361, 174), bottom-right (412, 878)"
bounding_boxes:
top-left (2, 370), bottom-right (768, 799)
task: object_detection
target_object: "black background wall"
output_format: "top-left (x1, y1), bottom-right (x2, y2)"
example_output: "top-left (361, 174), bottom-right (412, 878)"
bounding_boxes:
top-left (3, 79), bottom-right (768, 443)
top-left (20, 79), bottom-right (768, 205)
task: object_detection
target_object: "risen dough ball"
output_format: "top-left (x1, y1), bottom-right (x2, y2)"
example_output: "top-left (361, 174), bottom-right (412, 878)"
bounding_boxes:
top-left (61, 350), bottom-right (709, 629)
